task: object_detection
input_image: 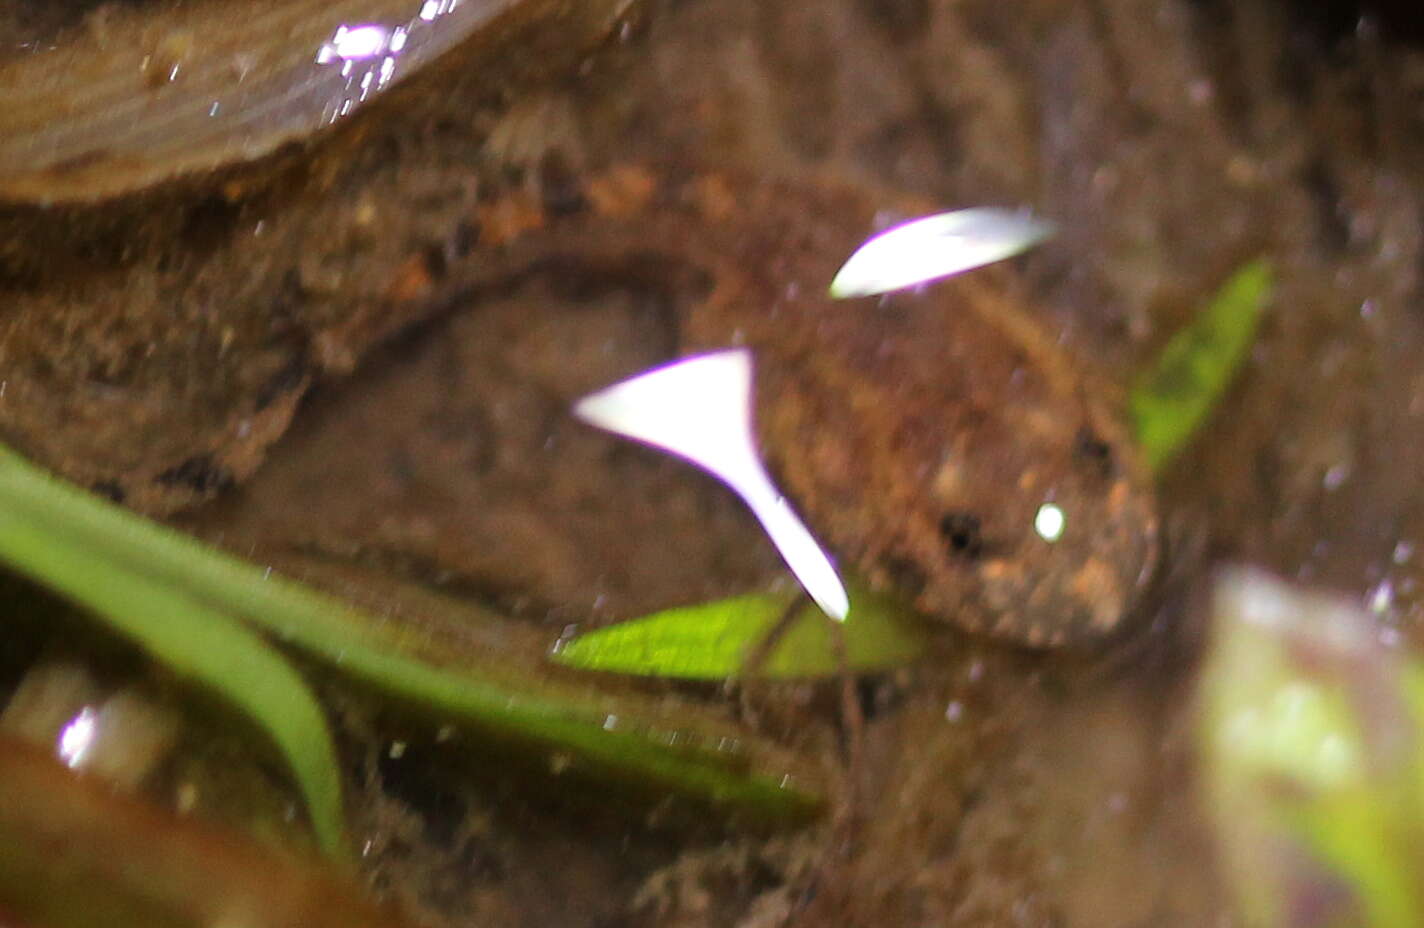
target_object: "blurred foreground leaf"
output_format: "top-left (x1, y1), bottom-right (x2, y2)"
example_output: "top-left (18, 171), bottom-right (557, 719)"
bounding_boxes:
top-left (1131, 260), bottom-right (1272, 472)
top-left (1201, 568), bottom-right (1424, 928)
top-left (0, 444), bottom-right (824, 840)
top-left (0, 457), bottom-right (346, 857)
top-left (0, 737), bottom-right (408, 928)
top-left (551, 585), bottom-right (928, 680)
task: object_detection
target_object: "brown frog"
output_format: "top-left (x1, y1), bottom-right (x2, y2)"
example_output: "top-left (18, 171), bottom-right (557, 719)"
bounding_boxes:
top-left (466, 164), bottom-right (1162, 646)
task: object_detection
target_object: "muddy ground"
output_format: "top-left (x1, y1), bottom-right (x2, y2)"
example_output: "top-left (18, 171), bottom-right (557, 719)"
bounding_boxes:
top-left (5, 0), bottom-right (1424, 925)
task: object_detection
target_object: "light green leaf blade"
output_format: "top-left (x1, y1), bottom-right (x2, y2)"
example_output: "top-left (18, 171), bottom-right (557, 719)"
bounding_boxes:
top-left (0, 504), bottom-right (346, 857)
top-left (551, 585), bottom-right (929, 680)
top-left (1130, 260), bottom-right (1272, 472)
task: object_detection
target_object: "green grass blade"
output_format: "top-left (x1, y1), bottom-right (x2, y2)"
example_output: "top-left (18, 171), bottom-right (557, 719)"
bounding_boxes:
top-left (0, 504), bottom-right (346, 857)
top-left (1130, 260), bottom-right (1273, 472)
top-left (0, 445), bottom-right (824, 823)
top-left (551, 585), bottom-right (928, 680)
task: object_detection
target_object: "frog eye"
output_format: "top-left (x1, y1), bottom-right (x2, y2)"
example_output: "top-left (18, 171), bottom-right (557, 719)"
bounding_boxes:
top-left (938, 512), bottom-right (984, 559)
top-left (1074, 428), bottom-right (1115, 476)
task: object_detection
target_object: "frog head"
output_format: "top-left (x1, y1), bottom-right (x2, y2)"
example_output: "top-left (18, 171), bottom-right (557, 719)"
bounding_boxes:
top-left (760, 276), bottom-right (1163, 648)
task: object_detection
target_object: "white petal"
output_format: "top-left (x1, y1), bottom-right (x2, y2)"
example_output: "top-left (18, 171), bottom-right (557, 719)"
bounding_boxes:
top-left (573, 350), bottom-right (755, 475)
top-left (574, 350), bottom-right (851, 621)
top-left (829, 208), bottom-right (1055, 299)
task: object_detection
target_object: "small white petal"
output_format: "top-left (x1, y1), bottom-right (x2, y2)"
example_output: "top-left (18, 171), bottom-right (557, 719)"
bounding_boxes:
top-left (737, 481), bottom-right (850, 621)
top-left (829, 208), bottom-right (1055, 299)
top-left (573, 350), bottom-right (850, 621)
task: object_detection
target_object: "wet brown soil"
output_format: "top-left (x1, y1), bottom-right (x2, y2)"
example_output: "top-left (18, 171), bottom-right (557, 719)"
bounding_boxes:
top-left (7, 0), bottom-right (1424, 925)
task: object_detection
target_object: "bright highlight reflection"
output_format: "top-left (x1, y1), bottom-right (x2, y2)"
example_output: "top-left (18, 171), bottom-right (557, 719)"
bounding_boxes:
top-left (573, 349), bottom-right (851, 621)
top-left (313, 0), bottom-right (471, 125)
top-left (1034, 502), bottom-right (1066, 543)
top-left (316, 24), bottom-right (392, 63)
top-left (58, 706), bottom-right (98, 768)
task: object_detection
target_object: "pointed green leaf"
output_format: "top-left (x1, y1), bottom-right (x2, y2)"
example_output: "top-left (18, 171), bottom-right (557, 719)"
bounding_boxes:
top-left (1131, 260), bottom-right (1272, 472)
top-left (551, 585), bottom-right (929, 680)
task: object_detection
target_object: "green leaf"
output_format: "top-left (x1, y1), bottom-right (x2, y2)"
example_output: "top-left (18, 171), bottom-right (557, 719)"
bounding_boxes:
top-left (0, 444), bottom-right (825, 829)
top-left (1130, 260), bottom-right (1272, 472)
top-left (0, 501), bottom-right (346, 858)
top-left (551, 584), bottom-right (929, 680)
